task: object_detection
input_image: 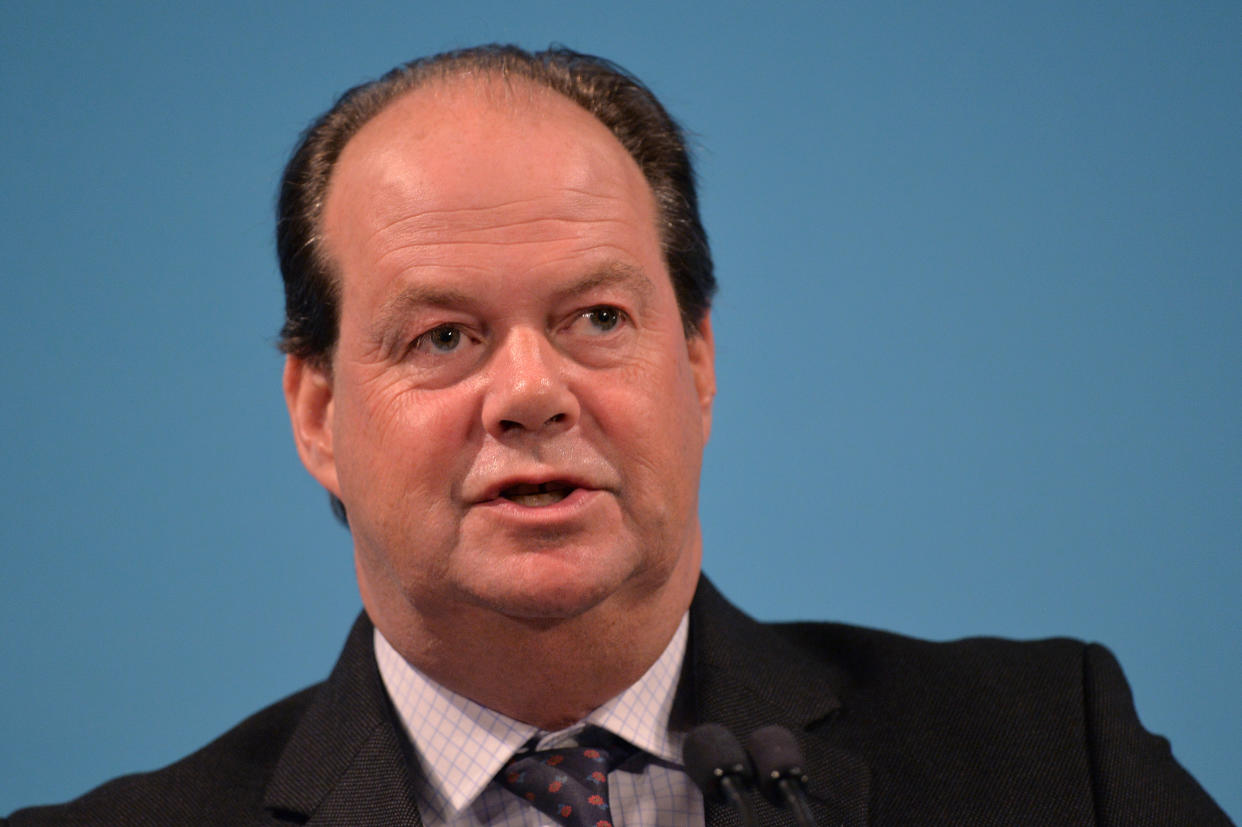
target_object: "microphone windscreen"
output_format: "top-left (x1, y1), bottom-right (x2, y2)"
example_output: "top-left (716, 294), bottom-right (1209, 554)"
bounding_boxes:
top-left (683, 723), bottom-right (753, 800)
top-left (747, 724), bottom-right (808, 800)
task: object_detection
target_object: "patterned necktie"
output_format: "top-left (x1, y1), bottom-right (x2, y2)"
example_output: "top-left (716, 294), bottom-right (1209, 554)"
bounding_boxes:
top-left (498, 729), bottom-right (633, 827)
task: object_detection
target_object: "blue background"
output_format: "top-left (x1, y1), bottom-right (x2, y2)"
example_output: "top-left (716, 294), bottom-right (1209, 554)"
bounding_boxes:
top-left (2, 1), bottom-right (1238, 818)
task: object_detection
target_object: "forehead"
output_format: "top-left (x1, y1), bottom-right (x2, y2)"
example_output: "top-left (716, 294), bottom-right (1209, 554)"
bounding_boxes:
top-left (321, 76), bottom-right (661, 267)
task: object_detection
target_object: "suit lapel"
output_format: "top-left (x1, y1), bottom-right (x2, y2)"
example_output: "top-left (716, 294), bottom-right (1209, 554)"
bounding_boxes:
top-left (261, 581), bottom-right (869, 826)
top-left (263, 613), bottom-right (423, 826)
top-left (690, 577), bottom-right (871, 826)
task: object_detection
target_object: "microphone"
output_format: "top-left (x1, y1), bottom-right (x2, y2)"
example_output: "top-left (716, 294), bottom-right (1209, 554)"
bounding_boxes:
top-left (747, 725), bottom-right (817, 827)
top-left (683, 723), bottom-right (758, 827)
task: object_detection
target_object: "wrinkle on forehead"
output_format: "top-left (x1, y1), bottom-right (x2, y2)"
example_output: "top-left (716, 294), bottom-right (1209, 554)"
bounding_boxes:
top-left (366, 200), bottom-right (638, 262)
top-left (368, 227), bottom-right (644, 284)
top-left (365, 188), bottom-right (637, 246)
top-left (338, 147), bottom-right (647, 240)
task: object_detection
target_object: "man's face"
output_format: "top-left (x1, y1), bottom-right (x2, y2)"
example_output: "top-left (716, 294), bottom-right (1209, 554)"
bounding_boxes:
top-left (287, 80), bottom-right (715, 628)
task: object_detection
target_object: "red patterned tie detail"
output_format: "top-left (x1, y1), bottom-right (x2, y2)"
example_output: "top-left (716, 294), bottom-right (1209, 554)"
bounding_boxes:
top-left (498, 730), bottom-right (632, 827)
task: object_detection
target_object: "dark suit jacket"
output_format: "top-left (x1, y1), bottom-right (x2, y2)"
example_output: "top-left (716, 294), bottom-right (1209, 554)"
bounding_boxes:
top-left (6, 577), bottom-right (1231, 825)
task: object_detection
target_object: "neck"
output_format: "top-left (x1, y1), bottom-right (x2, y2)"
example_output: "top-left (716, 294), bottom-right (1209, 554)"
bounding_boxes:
top-left (365, 561), bottom-right (700, 730)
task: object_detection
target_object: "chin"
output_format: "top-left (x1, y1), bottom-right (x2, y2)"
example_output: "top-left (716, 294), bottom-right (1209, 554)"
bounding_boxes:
top-left (462, 551), bottom-right (639, 622)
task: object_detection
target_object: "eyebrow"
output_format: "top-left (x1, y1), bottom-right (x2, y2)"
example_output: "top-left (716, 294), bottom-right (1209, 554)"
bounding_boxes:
top-left (549, 263), bottom-right (656, 305)
top-left (368, 284), bottom-right (476, 346)
top-left (368, 263), bottom-right (656, 343)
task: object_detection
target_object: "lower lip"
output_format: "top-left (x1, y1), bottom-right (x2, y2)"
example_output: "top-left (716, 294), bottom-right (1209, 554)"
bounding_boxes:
top-left (474, 487), bottom-right (603, 522)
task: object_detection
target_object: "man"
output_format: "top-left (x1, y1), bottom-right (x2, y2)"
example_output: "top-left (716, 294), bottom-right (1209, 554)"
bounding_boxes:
top-left (6, 45), bottom-right (1230, 826)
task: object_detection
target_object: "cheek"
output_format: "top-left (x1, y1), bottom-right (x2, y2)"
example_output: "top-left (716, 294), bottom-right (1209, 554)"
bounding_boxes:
top-left (334, 375), bottom-right (477, 505)
top-left (586, 351), bottom-right (705, 485)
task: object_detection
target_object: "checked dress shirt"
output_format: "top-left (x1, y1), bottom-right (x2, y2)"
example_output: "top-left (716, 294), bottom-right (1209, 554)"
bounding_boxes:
top-left (374, 614), bottom-right (704, 826)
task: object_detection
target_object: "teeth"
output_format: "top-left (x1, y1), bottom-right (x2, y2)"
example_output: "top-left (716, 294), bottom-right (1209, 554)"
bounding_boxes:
top-left (501, 482), bottom-right (574, 507)
top-left (507, 490), bottom-right (572, 507)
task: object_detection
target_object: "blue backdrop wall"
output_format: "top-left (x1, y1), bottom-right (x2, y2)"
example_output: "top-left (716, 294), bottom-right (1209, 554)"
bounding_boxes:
top-left (2, 1), bottom-right (1238, 818)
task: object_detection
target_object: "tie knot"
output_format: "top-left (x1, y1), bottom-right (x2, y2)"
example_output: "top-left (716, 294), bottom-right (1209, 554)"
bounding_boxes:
top-left (499, 730), bottom-right (633, 826)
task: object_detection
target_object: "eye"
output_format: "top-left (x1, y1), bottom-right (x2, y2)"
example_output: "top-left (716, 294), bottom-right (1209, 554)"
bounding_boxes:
top-left (413, 324), bottom-right (465, 353)
top-left (582, 306), bottom-right (622, 333)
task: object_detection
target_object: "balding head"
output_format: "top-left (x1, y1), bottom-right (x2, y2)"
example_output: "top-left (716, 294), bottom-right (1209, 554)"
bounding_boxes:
top-left (277, 45), bottom-right (715, 370)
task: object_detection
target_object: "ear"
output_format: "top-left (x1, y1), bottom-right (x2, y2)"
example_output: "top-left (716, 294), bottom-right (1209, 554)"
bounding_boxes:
top-left (686, 314), bottom-right (717, 442)
top-left (283, 355), bottom-right (342, 498)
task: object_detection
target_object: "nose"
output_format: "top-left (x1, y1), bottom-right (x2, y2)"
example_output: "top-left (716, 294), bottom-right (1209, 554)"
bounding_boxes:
top-left (482, 328), bottom-right (580, 438)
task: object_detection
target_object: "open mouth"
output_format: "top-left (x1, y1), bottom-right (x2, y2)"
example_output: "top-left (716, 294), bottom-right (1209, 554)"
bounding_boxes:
top-left (499, 481), bottom-right (577, 507)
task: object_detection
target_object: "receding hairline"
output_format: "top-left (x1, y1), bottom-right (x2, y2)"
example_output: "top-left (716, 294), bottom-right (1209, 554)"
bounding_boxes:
top-left (384, 67), bottom-right (582, 111)
top-left (309, 68), bottom-right (612, 290)
top-left (323, 68), bottom-right (654, 216)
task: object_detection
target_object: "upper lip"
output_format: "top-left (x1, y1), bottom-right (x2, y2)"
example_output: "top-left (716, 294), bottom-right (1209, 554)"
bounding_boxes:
top-left (474, 473), bottom-right (598, 503)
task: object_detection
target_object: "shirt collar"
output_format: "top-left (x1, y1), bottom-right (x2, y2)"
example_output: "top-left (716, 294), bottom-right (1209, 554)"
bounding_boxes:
top-left (374, 613), bottom-right (690, 819)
